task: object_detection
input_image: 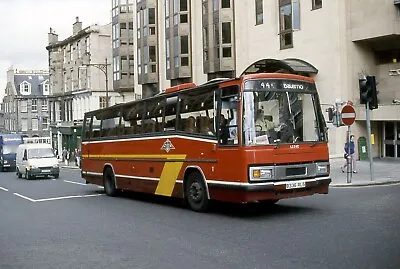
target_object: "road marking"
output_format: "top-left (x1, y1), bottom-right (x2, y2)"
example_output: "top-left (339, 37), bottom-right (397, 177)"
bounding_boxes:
top-left (81, 194), bottom-right (104, 198)
top-left (13, 192), bottom-right (104, 202)
top-left (0, 187), bottom-right (9, 192)
top-left (35, 194), bottom-right (104, 202)
top-left (64, 180), bottom-right (103, 189)
top-left (35, 195), bottom-right (83, 202)
top-left (63, 180), bottom-right (88, 186)
top-left (13, 193), bottom-right (37, 202)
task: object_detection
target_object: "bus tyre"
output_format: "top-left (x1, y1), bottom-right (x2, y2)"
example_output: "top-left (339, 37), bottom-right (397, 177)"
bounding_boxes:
top-left (185, 172), bottom-right (209, 212)
top-left (103, 168), bottom-right (117, 197)
top-left (16, 168), bottom-right (22, 178)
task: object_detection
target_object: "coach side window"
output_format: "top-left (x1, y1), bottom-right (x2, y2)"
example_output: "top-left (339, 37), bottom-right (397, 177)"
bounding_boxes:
top-left (164, 96), bottom-right (178, 132)
top-left (91, 115), bottom-right (102, 139)
top-left (122, 102), bottom-right (144, 135)
top-left (144, 98), bottom-right (164, 134)
top-left (82, 115), bottom-right (91, 140)
top-left (99, 108), bottom-right (121, 138)
top-left (178, 89), bottom-right (216, 136)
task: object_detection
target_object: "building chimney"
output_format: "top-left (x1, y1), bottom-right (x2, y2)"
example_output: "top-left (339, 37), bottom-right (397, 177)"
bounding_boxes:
top-left (73, 16), bottom-right (82, 35)
top-left (48, 27), bottom-right (58, 45)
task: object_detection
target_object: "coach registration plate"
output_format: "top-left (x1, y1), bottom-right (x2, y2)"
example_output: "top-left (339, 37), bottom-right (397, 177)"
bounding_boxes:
top-left (286, 181), bottom-right (306, 189)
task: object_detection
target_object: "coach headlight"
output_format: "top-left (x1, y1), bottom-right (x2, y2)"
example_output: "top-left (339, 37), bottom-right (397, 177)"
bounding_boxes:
top-left (3, 160), bottom-right (8, 164)
top-left (250, 166), bottom-right (273, 181)
top-left (316, 162), bottom-right (330, 176)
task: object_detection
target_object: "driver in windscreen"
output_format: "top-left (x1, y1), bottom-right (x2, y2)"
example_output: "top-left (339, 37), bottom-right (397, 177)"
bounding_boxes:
top-left (255, 109), bottom-right (275, 132)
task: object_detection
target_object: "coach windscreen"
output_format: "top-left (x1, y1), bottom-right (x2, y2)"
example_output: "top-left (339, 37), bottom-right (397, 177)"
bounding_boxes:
top-left (242, 79), bottom-right (327, 146)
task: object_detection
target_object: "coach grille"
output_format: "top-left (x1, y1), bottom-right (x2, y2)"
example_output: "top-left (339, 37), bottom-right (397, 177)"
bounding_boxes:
top-left (286, 167), bottom-right (306, 177)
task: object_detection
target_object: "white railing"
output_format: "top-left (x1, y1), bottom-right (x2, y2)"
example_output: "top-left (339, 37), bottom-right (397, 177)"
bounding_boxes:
top-left (23, 137), bottom-right (51, 144)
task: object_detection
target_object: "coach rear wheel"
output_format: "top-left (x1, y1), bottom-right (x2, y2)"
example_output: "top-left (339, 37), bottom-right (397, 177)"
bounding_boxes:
top-left (185, 171), bottom-right (209, 212)
top-left (103, 168), bottom-right (117, 197)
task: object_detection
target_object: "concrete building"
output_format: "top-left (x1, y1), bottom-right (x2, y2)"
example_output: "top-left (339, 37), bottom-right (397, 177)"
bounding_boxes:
top-left (123, 0), bottom-right (400, 159)
top-left (46, 17), bottom-right (119, 154)
top-left (232, 0), bottom-right (400, 159)
top-left (0, 103), bottom-right (5, 133)
top-left (2, 68), bottom-right (50, 137)
top-left (112, 0), bottom-right (140, 101)
top-left (133, 0), bottom-right (207, 97)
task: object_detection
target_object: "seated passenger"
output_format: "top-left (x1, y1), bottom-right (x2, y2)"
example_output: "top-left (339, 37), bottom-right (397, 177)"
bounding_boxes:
top-left (184, 116), bottom-right (196, 133)
top-left (197, 116), bottom-right (214, 135)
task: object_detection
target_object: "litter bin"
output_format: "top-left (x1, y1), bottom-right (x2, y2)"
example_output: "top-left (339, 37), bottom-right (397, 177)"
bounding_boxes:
top-left (358, 136), bottom-right (368, 160)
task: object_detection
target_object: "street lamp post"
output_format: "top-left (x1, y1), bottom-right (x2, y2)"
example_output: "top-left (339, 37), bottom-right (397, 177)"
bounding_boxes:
top-left (87, 58), bottom-right (110, 107)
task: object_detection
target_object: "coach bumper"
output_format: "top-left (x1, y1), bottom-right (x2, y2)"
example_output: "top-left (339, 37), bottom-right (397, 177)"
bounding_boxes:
top-left (207, 176), bottom-right (331, 203)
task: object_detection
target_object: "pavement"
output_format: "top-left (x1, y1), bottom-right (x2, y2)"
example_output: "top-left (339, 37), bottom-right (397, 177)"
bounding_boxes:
top-left (59, 160), bottom-right (81, 170)
top-left (59, 158), bottom-right (400, 188)
top-left (329, 157), bottom-right (400, 187)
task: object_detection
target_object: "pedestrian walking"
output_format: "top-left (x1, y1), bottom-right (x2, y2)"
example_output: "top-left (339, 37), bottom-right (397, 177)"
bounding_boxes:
top-left (62, 147), bottom-right (67, 162)
top-left (65, 149), bottom-right (70, 166)
top-left (341, 134), bottom-right (357, 173)
top-left (74, 148), bottom-right (81, 167)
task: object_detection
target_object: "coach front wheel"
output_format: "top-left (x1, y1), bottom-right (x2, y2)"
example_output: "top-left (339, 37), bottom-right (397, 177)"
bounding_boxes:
top-left (103, 168), bottom-right (118, 197)
top-left (185, 171), bottom-right (209, 212)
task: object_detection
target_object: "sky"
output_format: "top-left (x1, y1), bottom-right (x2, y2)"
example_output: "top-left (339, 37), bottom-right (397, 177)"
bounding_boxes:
top-left (0, 0), bottom-right (111, 101)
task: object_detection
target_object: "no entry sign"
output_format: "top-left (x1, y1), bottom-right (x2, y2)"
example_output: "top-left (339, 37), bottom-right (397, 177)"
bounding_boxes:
top-left (341, 105), bottom-right (356, 126)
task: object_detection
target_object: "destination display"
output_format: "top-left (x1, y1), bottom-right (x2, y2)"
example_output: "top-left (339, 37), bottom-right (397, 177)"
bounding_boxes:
top-left (244, 79), bottom-right (316, 92)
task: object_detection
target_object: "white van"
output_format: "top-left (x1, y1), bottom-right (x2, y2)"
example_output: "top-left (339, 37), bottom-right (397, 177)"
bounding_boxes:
top-left (16, 143), bottom-right (60, 180)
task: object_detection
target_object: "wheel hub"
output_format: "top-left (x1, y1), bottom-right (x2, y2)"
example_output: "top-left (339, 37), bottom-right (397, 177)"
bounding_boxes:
top-left (189, 182), bottom-right (203, 202)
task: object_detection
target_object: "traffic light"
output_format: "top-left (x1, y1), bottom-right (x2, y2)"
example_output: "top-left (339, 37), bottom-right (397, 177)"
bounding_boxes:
top-left (325, 106), bottom-right (344, 127)
top-left (359, 75), bottom-right (378, 110)
top-left (359, 77), bottom-right (368, 104)
top-left (326, 107), bottom-right (334, 122)
top-left (368, 76), bottom-right (378, 110)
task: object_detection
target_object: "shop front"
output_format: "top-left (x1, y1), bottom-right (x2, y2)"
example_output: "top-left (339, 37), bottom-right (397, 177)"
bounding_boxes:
top-left (50, 122), bottom-right (82, 158)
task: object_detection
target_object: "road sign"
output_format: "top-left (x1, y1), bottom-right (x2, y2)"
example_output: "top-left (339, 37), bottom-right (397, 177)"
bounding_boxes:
top-left (341, 104), bottom-right (356, 125)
